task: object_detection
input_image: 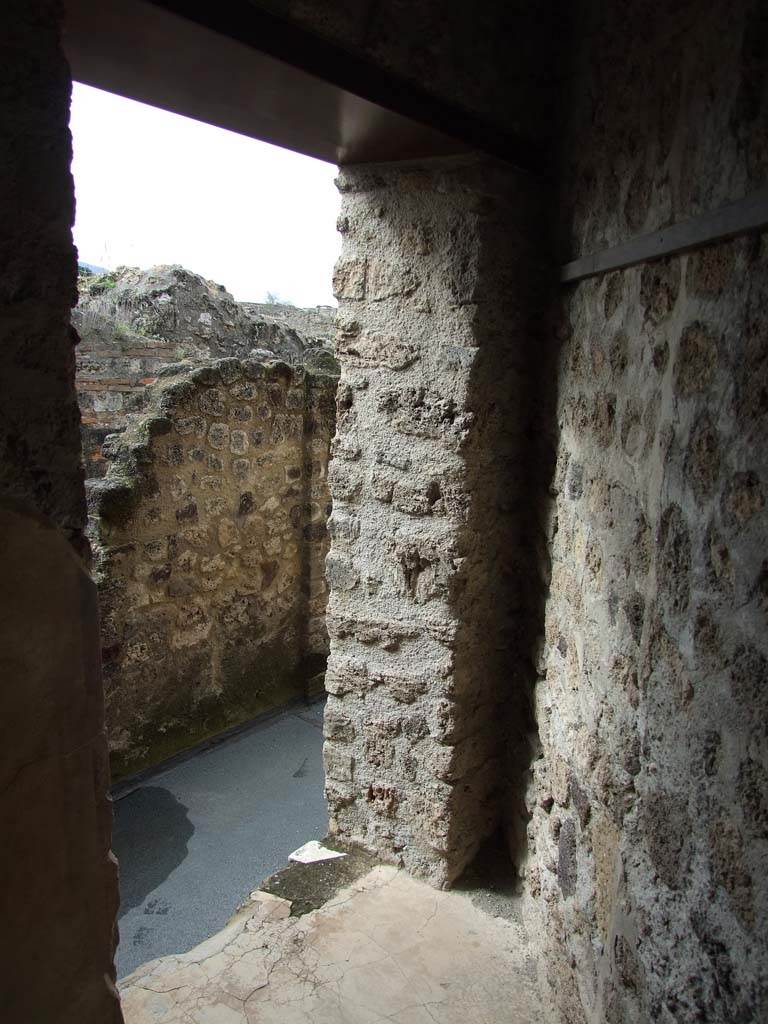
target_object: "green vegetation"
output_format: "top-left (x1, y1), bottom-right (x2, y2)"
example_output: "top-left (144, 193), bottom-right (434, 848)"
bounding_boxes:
top-left (88, 271), bottom-right (119, 295)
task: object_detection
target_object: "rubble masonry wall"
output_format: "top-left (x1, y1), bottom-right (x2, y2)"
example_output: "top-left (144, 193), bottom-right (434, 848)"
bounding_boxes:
top-left (92, 357), bottom-right (336, 777)
top-left (324, 157), bottom-right (548, 886)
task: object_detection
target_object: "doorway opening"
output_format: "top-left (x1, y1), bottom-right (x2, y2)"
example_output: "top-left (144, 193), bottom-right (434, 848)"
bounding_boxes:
top-left (70, 81), bottom-right (341, 976)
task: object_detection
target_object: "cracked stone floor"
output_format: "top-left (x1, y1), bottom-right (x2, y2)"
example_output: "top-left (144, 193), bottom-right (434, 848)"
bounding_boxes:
top-left (119, 864), bottom-right (554, 1023)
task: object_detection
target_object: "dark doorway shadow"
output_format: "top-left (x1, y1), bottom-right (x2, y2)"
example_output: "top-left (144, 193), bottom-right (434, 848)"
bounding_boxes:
top-left (454, 830), bottom-right (522, 921)
top-left (446, 161), bottom-right (561, 879)
top-left (112, 786), bottom-right (194, 917)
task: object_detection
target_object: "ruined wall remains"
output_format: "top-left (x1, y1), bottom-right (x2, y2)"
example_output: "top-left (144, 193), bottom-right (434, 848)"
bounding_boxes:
top-left (76, 312), bottom-right (178, 478)
top-left (75, 265), bottom-right (337, 476)
top-left (91, 356), bottom-right (337, 777)
top-left (324, 157), bottom-right (546, 887)
top-left (524, 2), bottom-right (768, 1020)
top-left (239, 300), bottom-right (337, 345)
top-left (0, 2), bottom-right (122, 1020)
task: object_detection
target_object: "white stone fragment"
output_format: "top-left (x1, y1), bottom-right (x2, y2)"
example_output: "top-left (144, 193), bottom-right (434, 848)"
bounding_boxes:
top-left (288, 840), bottom-right (347, 864)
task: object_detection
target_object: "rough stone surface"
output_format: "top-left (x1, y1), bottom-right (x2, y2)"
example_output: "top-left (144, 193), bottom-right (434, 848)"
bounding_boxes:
top-left (75, 266), bottom-right (337, 476)
top-left (90, 357), bottom-right (337, 776)
top-left (527, 234), bottom-right (768, 1023)
top-left (521, 3), bottom-right (768, 1020)
top-left (0, 4), bottom-right (122, 1020)
top-left (119, 866), bottom-right (554, 1023)
top-left (239, 301), bottom-right (337, 346)
top-left (76, 265), bottom-right (258, 358)
top-left (323, 156), bottom-right (547, 887)
top-left (3, 2), bottom-right (768, 1021)
top-left (0, 2), bottom-right (86, 550)
top-left (560, 0), bottom-right (768, 258)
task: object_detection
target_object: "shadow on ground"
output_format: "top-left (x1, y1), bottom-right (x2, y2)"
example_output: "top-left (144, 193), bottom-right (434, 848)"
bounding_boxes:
top-left (112, 786), bottom-right (194, 917)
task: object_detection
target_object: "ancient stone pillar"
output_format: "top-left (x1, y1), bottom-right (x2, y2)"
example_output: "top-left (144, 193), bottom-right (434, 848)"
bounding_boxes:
top-left (324, 157), bottom-right (546, 886)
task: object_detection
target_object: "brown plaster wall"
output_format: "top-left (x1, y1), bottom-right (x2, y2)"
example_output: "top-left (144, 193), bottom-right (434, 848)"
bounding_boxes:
top-left (0, 499), bottom-right (122, 1023)
top-left (0, 2), bottom-right (121, 1020)
top-left (91, 358), bottom-right (336, 777)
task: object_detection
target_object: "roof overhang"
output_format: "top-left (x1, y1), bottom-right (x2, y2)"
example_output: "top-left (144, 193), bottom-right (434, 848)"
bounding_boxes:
top-left (62, 0), bottom-right (476, 165)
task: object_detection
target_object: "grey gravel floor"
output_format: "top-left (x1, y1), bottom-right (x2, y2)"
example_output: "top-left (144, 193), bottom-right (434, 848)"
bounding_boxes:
top-left (112, 699), bottom-right (327, 978)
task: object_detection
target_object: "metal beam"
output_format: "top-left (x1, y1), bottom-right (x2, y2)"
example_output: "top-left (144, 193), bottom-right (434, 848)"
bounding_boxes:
top-left (62, 0), bottom-right (469, 165)
top-left (63, 0), bottom-right (544, 170)
top-left (561, 187), bottom-right (768, 283)
top-left (144, 0), bottom-right (545, 172)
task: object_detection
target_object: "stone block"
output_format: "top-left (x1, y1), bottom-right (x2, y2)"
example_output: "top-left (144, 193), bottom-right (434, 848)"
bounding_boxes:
top-left (229, 429), bottom-right (249, 454)
top-left (323, 743), bottom-right (355, 783)
top-left (337, 331), bottom-right (419, 370)
top-left (675, 322), bottom-right (719, 395)
top-left (199, 387), bottom-right (226, 416)
top-left (326, 553), bottom-right (359, 591)
top-left (208, 422), bottom-right (230, 449)
top-left (333, 258), bottom-right (367, 300)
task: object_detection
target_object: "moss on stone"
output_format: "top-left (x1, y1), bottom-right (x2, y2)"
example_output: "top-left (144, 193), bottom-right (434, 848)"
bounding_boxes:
top-left (110, 647), bottom-right (318, 780)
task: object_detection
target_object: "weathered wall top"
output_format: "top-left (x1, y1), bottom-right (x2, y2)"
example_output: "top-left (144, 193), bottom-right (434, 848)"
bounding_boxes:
top-left (75, 265), bottom-right (339, 476)
top-left (239, 301), bottom-right (337, 346)
top-left (89, 353), bottom-right (337, 776)
top-left (76, 264), bottom-right (336, 364)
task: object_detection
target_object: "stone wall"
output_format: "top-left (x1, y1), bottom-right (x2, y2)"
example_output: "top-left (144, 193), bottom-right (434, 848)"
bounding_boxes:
top-left (75, 265), bottom-right (338, 477)
top-left (318, 3), bottom-right (768, 1017)
top-left (3, 1), bottom-right (766, 1020)
top-left (1, 5), bottom-right (85, 547)
top-left (76, 313), bottom-right (178, 478)
top-left (91, 356), bottom-right (337, 777)
top-left (528, 238), bottom-right (768, 1024)
top-left (323, 156), bottom-right (547, 887)
top-left (239, 301), bottom-right (337, 345)
top-left (0, 2), bottom-right (122, 1021)
top-left (523, 2), bottom-right (768, 1020)
top-left (559, 0), bottom-right (767, 259)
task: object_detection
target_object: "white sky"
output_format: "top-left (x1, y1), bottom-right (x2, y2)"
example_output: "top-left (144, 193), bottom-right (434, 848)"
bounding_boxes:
top-left (69, 82), bottom-right (341, 306)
